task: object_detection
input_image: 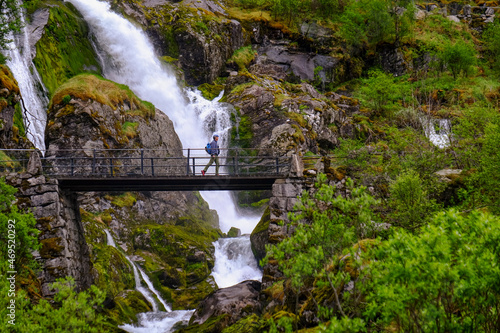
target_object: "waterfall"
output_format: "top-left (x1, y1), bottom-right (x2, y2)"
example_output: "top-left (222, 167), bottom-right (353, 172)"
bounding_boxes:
top-left (211, 236), bottom-right (262, 288)
top-left (104, 230), bottom-right (170, 312)
top-left (4, 3), bottom-right (48, 152)
top-left (106, 230), bottom-right (194, 333)
top-left (62, 0), bottom-right (263, 329)
top-left (420, 116), bottom-right (451, 149)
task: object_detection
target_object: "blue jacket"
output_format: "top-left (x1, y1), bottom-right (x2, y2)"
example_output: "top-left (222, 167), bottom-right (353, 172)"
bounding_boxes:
top-left (210, 139), bottom-right (220, 156)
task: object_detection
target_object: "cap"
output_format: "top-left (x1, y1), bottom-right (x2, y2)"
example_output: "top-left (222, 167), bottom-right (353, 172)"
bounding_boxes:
top-left (213, 134), bottom-right (219, 138)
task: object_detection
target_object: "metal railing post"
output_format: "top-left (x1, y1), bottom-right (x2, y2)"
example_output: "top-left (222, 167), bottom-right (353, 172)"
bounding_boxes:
top-left (276, 157), bottom-right (279, 174)
top-left (192, 157), bottom-right (196, 175)
top-left (92, 149), bottom-right (96, 174)
top-left (141, 149), bottom-right (144, 175)
top-left (235, 151), bottom-right (239, 175)
top-left (71, 158), bottom-right (74, 176)
top-left (110, 158), bottom-right (113, 176)
top-left (186, 149), bottom-right (190, 176)
top-left (151, 158), bottom-right (154, 176)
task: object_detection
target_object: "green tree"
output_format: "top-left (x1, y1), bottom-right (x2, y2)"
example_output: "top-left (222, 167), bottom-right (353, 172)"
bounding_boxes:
top-left (389, 169), bottom-right (438, 231)
top-left (263, 174), bottom-right (379, 320)
top-left (0, 0), bottom-right (22, 63)
top-left (357, 69), bottom-right (399, 114)
top-left (0, 178), bottom-right (40, 272)
top-left (366, 209), bottom-right (500, 332)
top-left (1, 277), bottom-right (112, 332)
top-left (479, 122), bottom-right (500, 213)
top-left (483, 19), bottom-right (500, 75)
top-left (338, 0), bottom-right (415, 52)
top-left (441, 40), bottom-right (476, 79)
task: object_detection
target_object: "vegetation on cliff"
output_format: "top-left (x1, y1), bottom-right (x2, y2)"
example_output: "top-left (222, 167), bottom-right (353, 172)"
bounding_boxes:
top-left (0, 179), bottom-right (116, 332)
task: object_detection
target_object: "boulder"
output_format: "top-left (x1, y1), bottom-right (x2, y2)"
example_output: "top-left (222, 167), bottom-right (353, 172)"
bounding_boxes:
top-left (188, 280), bottom-right (262, 327)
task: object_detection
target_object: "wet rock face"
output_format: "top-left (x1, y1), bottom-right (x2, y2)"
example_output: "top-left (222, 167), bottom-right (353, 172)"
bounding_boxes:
top-left (113, 0), bottom-right (244, 85)
top-left (189, 280), bottom-right (262, 327)
top-left (0, 65), bottom-right (32, 149)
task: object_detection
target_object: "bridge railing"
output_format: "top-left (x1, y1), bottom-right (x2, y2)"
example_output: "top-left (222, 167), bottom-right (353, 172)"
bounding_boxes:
top-left (0, 148), bottom-right (292, 177)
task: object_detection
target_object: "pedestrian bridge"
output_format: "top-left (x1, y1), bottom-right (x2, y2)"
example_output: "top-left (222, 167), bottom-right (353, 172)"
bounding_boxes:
top-left (0, 148), bottom-right (292, 191)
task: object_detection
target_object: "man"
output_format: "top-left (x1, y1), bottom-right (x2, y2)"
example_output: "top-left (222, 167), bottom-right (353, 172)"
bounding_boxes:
top-left (202, 134), bottom-right (220, 176)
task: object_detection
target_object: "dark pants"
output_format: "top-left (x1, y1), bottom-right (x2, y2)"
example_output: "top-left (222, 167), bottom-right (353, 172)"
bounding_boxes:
top-left (203, 155), bottom-right (219, 175)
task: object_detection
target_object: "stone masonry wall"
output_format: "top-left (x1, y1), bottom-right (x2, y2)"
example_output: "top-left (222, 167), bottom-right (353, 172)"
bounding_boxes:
top-left (5, 152), bottom-right (92, 296)
top-left (261, 156), bottom-right (349, 289)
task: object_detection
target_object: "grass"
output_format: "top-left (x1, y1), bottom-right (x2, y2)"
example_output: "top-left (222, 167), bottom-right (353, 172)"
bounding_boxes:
top-left (227, 45), bottom-right (257, 70)
top-left (51, 74), bottom-right (155, 118)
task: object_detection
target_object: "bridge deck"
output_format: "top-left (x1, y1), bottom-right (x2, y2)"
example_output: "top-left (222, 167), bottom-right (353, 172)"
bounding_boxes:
top-left (57, 175), bottom-right (282, 191)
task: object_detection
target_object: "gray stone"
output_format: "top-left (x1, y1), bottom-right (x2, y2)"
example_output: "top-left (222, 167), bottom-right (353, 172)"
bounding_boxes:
top-left (286, 198), bottom-right (300, 211)
top-left (27, 151), bottom-right (43, 175)
top-left (463, 5), bottom-right (471, 16)
top-left (447, 15), bottom-right (461, 23)
top-left (27, 9), bottom-right (50, 60)
top-left (269, 197), bottom-right (287, 210)
top-left (189, 280), bottom-right (262, 327)
top-left (33, 202), bottom-right (60, 218)
top-left (28, 175), bottom-right (46, 187)
top-left (435, 169), bottom-right (462, 183)
top-left (31, 192), bottom-right (59, 207)
top-left (289, 154), bottom-right (304, 177)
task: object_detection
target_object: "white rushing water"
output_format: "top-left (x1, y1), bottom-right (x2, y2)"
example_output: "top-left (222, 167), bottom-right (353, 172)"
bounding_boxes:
top-left (105, 230), bottom-right (194, 333)
top-left (421, 116), bottom-right (452, 149)
top-left (104, 230), bottom-right (169, 312)
top-left (66, 0), bottom-right (263, 330)
top-left (211, 236), bottom-right (262, 288)
top-left (4, 3), bottom-right (48, 151)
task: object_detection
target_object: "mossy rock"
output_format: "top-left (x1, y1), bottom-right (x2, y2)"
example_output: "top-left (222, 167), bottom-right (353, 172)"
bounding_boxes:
top-left (104, 290), bottom-right (152, 325)
top-left (198, 82), bottom-right (224, 100)
top-left (221, 314), bottom-right (265, 333)
top-left (250, 206), bottom-right (270, 263)
top-left (233, 190), bottom-right (271, 214)
top-left (178, 314), bottom-right (231, 333)
top-left (226, 227), bottom-right (241, 238)
top-left (51, 74), bottom-right (155, 119)
top-left (39, 237), bottom-right (64, 259)
top-left (33, 1), bottom-right (102, 96)
top-left (133, 223), bottom-right (220, 309)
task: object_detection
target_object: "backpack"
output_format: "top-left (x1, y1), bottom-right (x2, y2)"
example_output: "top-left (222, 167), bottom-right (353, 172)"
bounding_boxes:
top-left (205, 142), bottom-right (211, 155)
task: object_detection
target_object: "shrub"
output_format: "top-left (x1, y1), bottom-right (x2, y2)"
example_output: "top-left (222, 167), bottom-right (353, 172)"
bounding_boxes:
top-left (366, 209), bottom-right (500, 332)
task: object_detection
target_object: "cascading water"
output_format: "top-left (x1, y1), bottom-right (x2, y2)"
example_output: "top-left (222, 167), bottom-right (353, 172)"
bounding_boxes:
top-left (420, 116), bottom-right (452, 149)
top-left (211, 236), bottom-right (263, 288)
top-left (105, 230), bottom-right (194, 333)
top-left (4, 3), bottom-right (48, 151)
top-left (105, 230), bottom-right (169, 312)
top-left (67, 0), bottom-right (263, 330)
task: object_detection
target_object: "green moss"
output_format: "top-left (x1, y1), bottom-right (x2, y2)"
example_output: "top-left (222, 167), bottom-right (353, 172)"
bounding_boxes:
top-left (222, 314), bottom-right (265, 333)
top-left (40, 237), bottom-right (64, 259)
top-left (106, 290), bottom-right (152, 325)
top-left (198, 82), bottom-right (224, 100)
top-left (111, 192), bottom-right (137, 208)
top-left (51, 74), bottom-right (155, 119)
top-left (235, 190), bottom-right (271, 211)
top-left (33, 1), bottom-right (102, 96)
top-left (122, 122), bottom-right (139, 139)
top-left (231, 114), bottom-right (253, 149)
top-left (133, 223), bottom-right (220, 309)
top-left (227, 46), bottom-right (257, 71)
top-left (251, 206), bottom-right (271, 236)
top-left (178, 314), bottom-right (230, 333)
top-left (227, 227), bottom-right (240, 238)
top-left (13, 103), bottom-right (26, 138)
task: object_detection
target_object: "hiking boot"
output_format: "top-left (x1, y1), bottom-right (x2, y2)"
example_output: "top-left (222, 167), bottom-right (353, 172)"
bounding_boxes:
top-left (201, 170), bottom-right (205, 176)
